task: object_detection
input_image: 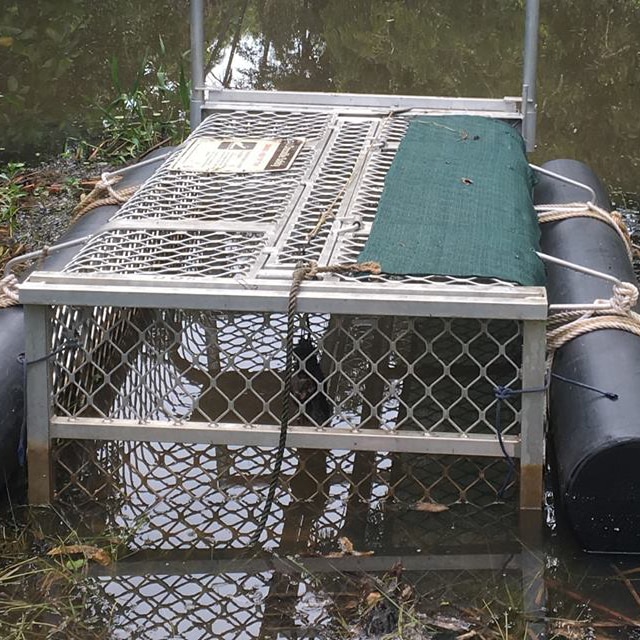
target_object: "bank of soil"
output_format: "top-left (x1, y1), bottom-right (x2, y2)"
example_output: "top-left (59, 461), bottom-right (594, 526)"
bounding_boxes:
top-left (2, 158), bottom-right (113, 274)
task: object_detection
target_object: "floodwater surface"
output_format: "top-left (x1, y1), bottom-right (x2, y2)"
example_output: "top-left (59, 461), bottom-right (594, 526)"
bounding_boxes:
top-left (2, 0), bottom-right (640, 196)
top-left (3, 1), bottom-right (640, 639)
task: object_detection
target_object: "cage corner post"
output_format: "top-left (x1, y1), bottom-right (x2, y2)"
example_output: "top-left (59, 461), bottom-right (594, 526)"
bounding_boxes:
top-left (518, 318), bottom-right (546, 514)
top-left (25, 304), bottom-right (54, 505)
top-left (190, 0), bottom-right (205, 131)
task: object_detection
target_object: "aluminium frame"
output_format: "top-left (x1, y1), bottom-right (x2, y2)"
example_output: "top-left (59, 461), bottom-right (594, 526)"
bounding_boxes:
top-left (189, 0), bottom-right (540, 150)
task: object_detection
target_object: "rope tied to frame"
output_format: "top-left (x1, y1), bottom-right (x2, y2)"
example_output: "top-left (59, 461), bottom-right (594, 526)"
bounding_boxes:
top-left (0, 273), bottom-right (19, 308)
top-left (73, 172), bottom-right (139, 220)
top-left (537, 202), bottom-right (640, 354)
top-left (250, 259), bottom-right (381, 547)
top-left (546, 309), bottom-right (640, 355)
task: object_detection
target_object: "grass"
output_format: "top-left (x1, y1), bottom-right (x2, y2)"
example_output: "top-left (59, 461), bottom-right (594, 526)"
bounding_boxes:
top-left (0, 504), bottom-right (136, 640)
top-left (0, 162), bottom-right (29, 267)
top-left (67, 42), bottom-right (190, 164)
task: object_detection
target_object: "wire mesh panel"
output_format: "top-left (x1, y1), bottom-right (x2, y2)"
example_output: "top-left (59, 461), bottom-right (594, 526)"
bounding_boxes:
top-left (91, 561), bottom-right (527, 640)
top-left (54, 440), bottom-right (517, 551)
top-left (53, 436), bottom-right (525, 639)
top-left (50, 307), bottom-right (523, 439)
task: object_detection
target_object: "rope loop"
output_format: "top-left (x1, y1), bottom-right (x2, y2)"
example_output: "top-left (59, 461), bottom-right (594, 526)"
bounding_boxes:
top-left (539, 202), bottom-right (640, 354)
top-left (536, 201), bottom-right (636, 262)
top-left (610, 281), bottom-right (639, 314)
top-left (0, 273), bottom-right (19, 308)
top-left (73, 172), bottom-right (138, 219)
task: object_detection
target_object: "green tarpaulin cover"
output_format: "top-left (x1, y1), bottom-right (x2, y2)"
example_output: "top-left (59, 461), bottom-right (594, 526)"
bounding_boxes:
top-left (358, 115), bottom-right (545, 286)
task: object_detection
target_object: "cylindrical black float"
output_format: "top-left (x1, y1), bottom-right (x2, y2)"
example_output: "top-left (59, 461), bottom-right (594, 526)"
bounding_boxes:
top-left (535, 159), bottom-right (640, 553)
top-left (0, 306), bottom-right (26, 489)
top-left (0, 149), bottom-right (173, 491)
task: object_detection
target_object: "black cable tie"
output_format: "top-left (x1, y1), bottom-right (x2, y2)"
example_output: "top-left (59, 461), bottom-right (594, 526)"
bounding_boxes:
top-left (16, 338), bottom-right (80, 466)
top-left (493, 377), bottom-right (549, 499)
top-left (551, 372), bottom-right (618, 400)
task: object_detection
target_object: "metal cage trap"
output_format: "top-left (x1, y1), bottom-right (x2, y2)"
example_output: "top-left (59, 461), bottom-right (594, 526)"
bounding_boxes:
top-left (20, 99), bottom-right (547, 531)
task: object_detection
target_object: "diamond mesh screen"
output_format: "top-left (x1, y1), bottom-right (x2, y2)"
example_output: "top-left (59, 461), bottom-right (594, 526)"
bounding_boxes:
top-left (52, 437), bottom-right (522, 639)
top-left (54, 441), bottom-right (517, 550)
top-left (51, 308), bottom-right (522, 435)
top-left (92, 563), bottom-right (525, 640)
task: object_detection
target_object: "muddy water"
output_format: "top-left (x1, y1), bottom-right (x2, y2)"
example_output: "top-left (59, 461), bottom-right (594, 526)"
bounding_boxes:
top-left (3, 1), bottom-right (640, 638)
top-left (2, 0), bottom-right (640, 196)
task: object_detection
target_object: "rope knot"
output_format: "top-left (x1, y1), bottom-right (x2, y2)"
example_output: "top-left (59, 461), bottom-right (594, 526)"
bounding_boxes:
top-left (0, 273), bottom-right (19, 308)
top-left (494, 386), bottom-right (514, 401)
top-left (610, 281), bottom-right (638, 314)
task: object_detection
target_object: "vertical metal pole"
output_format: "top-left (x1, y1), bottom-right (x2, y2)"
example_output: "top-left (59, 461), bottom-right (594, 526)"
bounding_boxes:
top-left (521, 548), bottom-right (546, 638)
top-left (190, 0), bottom-right (205, 130)
top-left (522, 0), bottom-right (540, 151)
top-left (519, 319), bottom-right (546, 512)
top-left (25, 305), bottom-right (53, 504)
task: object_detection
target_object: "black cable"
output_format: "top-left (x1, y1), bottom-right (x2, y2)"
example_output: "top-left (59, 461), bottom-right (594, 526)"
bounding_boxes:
top-left (493, 371), bottom-right (617, 499)
top-left (250, 265), bottom-right (308, 547)
top-left (17, 338), bottom-right (79, 466)
top-left (493, 379), bottom-right (549, 499)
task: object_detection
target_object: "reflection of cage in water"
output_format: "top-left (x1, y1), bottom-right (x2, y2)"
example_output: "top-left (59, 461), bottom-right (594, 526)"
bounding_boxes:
top-left (21, 103), bottom-right (547, 521)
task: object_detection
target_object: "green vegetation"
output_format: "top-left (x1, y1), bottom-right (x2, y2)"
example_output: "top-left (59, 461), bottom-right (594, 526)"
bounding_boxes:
top-left (0, 162), bottom-right (28, 263)
top-left (0, 163), bottom-right (27, 231)
top-left (69, 46), bottom-right (190, 163)
top-left (0, 506), bottom-right (134, 640)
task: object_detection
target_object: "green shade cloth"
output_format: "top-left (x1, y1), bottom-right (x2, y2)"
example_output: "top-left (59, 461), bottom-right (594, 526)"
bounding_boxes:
top-left (359, 115), bottom-right (545, 286)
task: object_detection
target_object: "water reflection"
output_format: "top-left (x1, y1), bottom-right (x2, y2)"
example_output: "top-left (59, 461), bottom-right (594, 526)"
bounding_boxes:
top-left (2, 0), bottom-right (640, 191)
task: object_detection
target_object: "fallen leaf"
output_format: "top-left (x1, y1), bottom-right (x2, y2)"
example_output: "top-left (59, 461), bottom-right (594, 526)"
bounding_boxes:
top-left (399, 585), bottom-right (414, 601)
top-left (421, 613), bottom-right (472, 632)
top-left (325, 536), bottom-right (375, 557)
top-left (338, 537), bottom-right (354, 554)
top-left (365, 591), bottom-right (382, 608)
top-left (413, 501), bottom-right (449, 513)
top-left (47, 544), bottom-right (112, 566)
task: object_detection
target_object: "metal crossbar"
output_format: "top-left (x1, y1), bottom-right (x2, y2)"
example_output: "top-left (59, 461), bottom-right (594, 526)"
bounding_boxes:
top-left (188, 0), bottom-right (540, 149)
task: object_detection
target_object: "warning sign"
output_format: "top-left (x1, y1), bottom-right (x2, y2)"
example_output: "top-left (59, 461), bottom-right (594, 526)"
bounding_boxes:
top-left (172, 137), bottom-right (304, 173)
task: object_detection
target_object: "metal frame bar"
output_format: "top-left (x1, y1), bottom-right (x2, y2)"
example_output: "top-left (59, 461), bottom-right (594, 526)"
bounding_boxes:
top-left (20, 275), bottom-right (547, 320)
top-left (50, 417), bottom-right (521, 458)
top-left (190, 0), bottom-right (205, 129)
top-left (25, 305), bottom-right (53, 504)
top-left (522, 0), bottom-right (540, 150)
top-left (91, 552), bottom-right (523, 577)
top-left (519, 320), bottom-right (547, 510)
top-left (203, 89), bottom-right (522, 115)
top-left (531, 164), bottom-right (596, 203)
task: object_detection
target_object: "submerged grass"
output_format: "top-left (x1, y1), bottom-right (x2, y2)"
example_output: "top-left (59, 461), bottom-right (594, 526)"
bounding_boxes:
top-left (0, 504), bottom-right (135, 640)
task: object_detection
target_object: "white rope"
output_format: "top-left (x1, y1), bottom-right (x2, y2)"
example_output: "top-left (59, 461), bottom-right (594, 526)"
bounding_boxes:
top-left (100, 172), bottom-right (128, 203)
top-left (536, 238), bottom-right (640, 354)
top-left (0, 273), bottom-right (19, 308)
top-left (603, 281), bottom-right (639, 314)
top-left (536, 201), bottom-right (636, 263)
